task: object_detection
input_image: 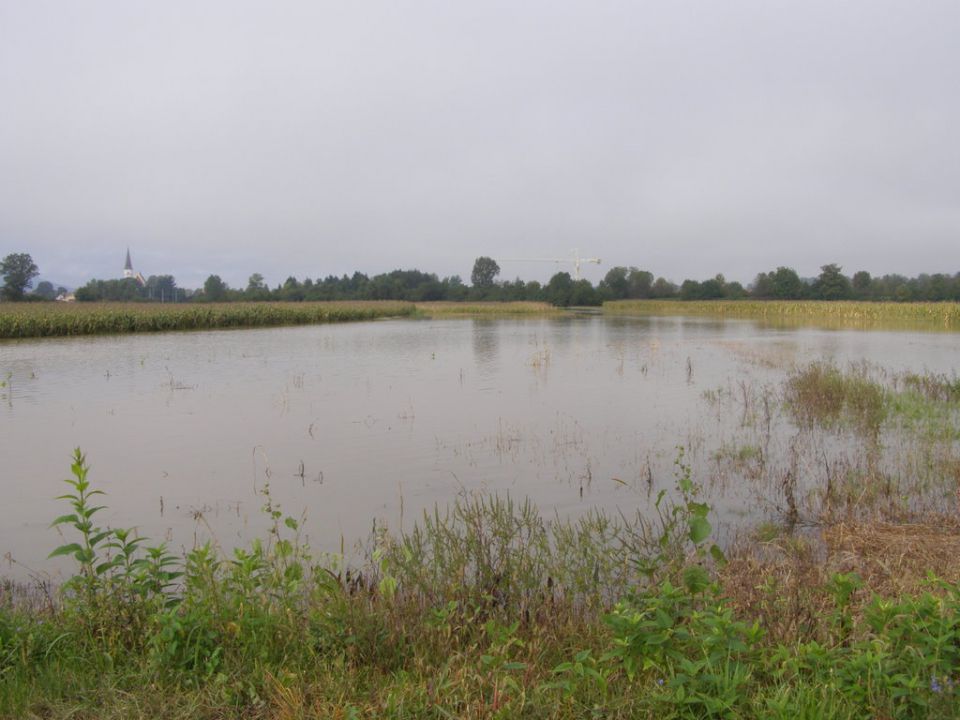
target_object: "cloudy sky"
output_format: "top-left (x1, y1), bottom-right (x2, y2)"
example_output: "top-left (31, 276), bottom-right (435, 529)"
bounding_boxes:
top-left (1, 1), bottom-right (958, 290)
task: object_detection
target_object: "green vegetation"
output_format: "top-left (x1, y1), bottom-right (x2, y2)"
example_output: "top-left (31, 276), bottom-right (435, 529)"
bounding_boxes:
top-left (4, 448), bottom-right (960, 718)
top-left (604, 299), bottom-right (960, 330)
top-left (0, 301), bottom-right (416, 338)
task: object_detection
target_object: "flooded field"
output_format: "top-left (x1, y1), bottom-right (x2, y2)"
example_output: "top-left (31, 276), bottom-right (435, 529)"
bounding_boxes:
top-left (2, 313), bottom-right (959, 579)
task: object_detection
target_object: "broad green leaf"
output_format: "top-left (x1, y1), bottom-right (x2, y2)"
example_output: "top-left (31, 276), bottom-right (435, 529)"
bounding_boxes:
top-left (50, 513), bottom-right (79, 527)
top-left (96, 560), bottom-right (119, 575)
top-left (688, 516), bottom-right (712, 544)
top-left (49, 543), bottom-right (83, 559)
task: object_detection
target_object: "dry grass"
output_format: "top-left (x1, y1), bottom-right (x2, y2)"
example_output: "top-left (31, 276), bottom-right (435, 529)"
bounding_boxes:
top-left (720, 516), bottom-right (960, 644)
top-left (824, 518), bottom-right (960, 593)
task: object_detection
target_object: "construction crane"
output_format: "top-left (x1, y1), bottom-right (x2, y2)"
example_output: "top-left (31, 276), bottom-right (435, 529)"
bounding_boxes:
top-left (496, 249), bottom-right (602, 281)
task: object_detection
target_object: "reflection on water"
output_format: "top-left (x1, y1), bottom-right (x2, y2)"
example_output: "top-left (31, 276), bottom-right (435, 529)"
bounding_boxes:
top-left (1, 315), bottom-right (958, 579)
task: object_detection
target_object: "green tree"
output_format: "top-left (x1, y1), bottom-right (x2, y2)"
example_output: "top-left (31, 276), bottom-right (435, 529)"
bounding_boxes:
top-left (280, 276), bottom-right (304, 301)
top-left (626, 268), bottom-right (654, 298)
top-left (679, 279), bottom-right (703, 300)
top-left (145, 275), bottom-right (177, 302)
top-left (570, 278), bottom-right (600, 306)
top-left (770, 266), bottom-right (805, 299)
top-left (442, 275), bottom-right (468, 301)
top-left (599, 266), bottom-right (629, 300)
top-left (813, 263), bottom-right (851, 301)
top-left (247, 273), bottom-right (266, 292)
top-left (245, 273), bottom-right (270, 300)
top-left (471, 256), bottom-right (500, 288)
top-left (723, 280), bottom-right (747, 299)
top-left (203, 275), bottom-right (228, 301)
top-left (34, 280), bottom-right (57, 300)
top-left (545, 271), bottom-right (574, 306)
top-left (650, 277), bottom-right (677, 298)
top-left (852, 270), bottom-right (872, 299)
top-left (1, 252), bottom-right (40, 301)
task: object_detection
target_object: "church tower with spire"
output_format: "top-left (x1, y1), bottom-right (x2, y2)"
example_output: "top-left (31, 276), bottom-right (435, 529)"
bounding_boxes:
top-left (123, 248), bottom-right (146, 285)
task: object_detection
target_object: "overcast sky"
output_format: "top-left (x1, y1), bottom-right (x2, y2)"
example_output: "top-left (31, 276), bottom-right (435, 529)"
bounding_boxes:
top-left (2, 1), bottom-right (959, 289)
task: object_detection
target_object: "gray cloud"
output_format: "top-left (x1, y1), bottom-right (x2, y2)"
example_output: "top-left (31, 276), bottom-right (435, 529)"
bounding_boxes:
top-left (2, 0), bottom-right (959, 289)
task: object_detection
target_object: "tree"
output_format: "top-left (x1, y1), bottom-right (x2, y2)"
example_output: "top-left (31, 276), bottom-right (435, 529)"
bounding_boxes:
top-left (247, 273), bottom-right (266, 292)
top-left (599, 266), bottom-right (629, 300)
top-left (813, 263), bottom-right (851, 301)
top-left (545, 271), bottom-right (574, 306)
top-left (471, 256), bottom-right (500, 288)
top-left (203, 275), bottom-right (228, 301)
top-left (650, 277), bottom-right (677, 298)
top-left (570, 279), bottom-right (600, 306)
top-left (679, 279), bottom-right (703, 300)
top-left (770, 267), bottom-right (805, 299)
top-left (245, 273), bottom-right (270, 300)
top-left (145, 275), bottom-right (177, 302)
top-left (1, 253), bottom-right (39, 301)
top-left (34, 280), bottom-right (56, 300)
top-left (443, 275), bottom-right (468, 301)
top-left (852, 270), bottom-right (872, 299)
top-left (626, 268), bottom-right (654, 299)
top-left (723, 281), bottom-right (747, 299)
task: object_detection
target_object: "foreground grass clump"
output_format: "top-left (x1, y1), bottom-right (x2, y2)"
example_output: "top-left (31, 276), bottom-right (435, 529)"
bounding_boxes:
top-left (0, 301), bottom-right (415, 338)
top-left (603, 299), bottom-right (960, 330)
top-left (3, 451), bottom-right (960, 718)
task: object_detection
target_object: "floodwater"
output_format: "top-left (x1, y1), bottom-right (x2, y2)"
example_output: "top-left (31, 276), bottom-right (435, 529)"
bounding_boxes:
top-left (1, 314), bottom-right (958, 579)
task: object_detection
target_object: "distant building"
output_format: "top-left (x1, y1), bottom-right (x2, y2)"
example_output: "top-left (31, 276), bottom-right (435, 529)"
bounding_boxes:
top-left (124, 248), bottom-right (146, 286)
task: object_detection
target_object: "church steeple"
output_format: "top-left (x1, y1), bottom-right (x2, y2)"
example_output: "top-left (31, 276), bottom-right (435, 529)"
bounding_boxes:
top-left (124, 248), bottom-right (133, 278)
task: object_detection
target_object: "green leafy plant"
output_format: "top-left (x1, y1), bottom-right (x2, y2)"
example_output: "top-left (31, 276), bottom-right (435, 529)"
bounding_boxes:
top-left (48, 449), bottom-right (114, 601)
top-left (635, 447), bottom-right (725, 586)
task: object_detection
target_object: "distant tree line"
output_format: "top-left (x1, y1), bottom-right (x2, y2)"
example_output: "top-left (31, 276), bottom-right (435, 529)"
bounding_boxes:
top-left (4, 252), bottom-right (960, 306)
top-left (74, 275), bottom-right (185, 302)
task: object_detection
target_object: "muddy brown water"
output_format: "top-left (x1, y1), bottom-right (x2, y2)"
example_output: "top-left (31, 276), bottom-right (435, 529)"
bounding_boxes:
top-left (2, 314), bottom-right (958, 580)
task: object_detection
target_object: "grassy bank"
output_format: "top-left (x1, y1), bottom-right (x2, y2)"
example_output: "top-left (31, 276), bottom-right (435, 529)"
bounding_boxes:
top-left (603, 299), bottom-right (960, 330)
top-left (0, 301), bottom-right (416, 338)
top-left (3, 443), bottom-right (960, 718)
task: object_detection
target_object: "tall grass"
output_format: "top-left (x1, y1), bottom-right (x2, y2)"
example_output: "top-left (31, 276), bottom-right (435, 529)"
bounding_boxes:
top-left (0, 301), bottom-right (415, 338)
top-left (604, 299), bottom-right (960, 330)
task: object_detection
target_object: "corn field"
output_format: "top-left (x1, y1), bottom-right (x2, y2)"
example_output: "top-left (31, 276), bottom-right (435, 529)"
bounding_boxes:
top-left (0, 301), bottom-right (416, 339)
top-left (604, 299), bottom-right (960, 329)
